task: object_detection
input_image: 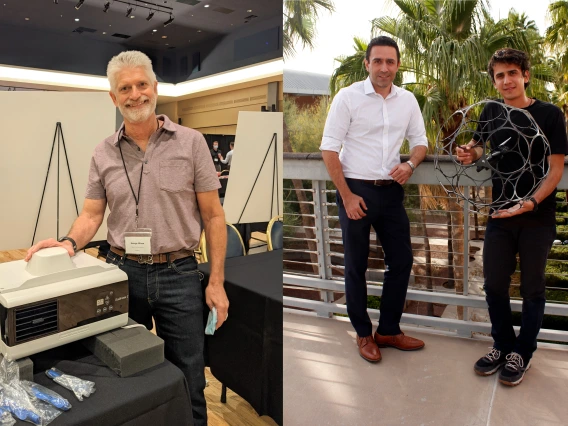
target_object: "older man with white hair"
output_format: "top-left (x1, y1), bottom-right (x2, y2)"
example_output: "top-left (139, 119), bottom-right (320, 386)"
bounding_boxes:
top-left (26, 50), bottom-right (229, 425)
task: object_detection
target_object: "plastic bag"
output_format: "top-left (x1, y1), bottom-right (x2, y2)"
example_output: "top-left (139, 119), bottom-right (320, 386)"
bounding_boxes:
top-left (45, 368), bottom-right (95, 401)
top-left (19, 381), bottom-right (71, 411)
top-left (0, 407), bottom-right (15, 426)
top-left (0, 383), bottom-right (61, 426)
top-left (0, 358), bottom-right (19, 384)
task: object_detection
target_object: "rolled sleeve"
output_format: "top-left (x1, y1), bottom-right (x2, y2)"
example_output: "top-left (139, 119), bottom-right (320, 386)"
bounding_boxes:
top-left (405, 97), bottom-right (428, 150)
top-left (84, 156), bottom-right (106, 200)
top-left (320, 90), bottom-right (351, 153)
top-left (193, 134), bottom-right (222, 193)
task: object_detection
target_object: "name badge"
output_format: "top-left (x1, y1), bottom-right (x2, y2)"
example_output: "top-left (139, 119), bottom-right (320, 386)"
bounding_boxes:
top-left (124, 229), bottom-right (152, 255)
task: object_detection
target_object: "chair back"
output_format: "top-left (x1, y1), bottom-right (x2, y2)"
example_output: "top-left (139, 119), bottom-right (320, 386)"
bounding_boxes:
top-left (226, 223), bottom-right (246, 258)
top-left (199, 224), bottom-right (246, 262)
top-left (267, 215), bottom-right (283, 251)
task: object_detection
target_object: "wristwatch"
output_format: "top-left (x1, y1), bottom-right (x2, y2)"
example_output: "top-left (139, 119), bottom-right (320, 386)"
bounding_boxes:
top-left (58, 236), bottom-right (78, 254)
top-left (527, 197), bottom-right (538, 212)
top-left (406, 160), bottom-right (416, 173)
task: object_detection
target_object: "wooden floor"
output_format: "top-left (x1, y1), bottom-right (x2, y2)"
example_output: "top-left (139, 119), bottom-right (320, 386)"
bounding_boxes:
top-left (0, 240), bottom-right (277, 426)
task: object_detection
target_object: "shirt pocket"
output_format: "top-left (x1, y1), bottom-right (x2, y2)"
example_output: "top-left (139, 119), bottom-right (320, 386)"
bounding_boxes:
top-left (159, 160), bottom-right (190, 193)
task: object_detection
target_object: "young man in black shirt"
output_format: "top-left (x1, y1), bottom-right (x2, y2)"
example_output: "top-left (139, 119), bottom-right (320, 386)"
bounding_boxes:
top-left (457, 48), bottom-right (568, 386)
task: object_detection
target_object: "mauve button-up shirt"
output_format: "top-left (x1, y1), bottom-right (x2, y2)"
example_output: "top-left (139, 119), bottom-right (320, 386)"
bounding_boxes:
top-left (85, 114), bottom-right (221, 253)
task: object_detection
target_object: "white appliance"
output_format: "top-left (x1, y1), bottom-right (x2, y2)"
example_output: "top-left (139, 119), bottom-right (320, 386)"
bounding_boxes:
top-left (0, 247), bottom-right (129, 359)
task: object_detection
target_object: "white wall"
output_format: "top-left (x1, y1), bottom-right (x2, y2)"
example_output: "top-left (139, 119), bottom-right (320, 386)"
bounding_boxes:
top-left (0, 92), bottom-right (116, 251)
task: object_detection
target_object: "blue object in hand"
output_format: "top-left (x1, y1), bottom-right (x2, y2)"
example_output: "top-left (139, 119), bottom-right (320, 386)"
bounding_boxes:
top-left (205, 307), bottom-right (217, 335)
top-left (31, 385), bottom-right (71, 411)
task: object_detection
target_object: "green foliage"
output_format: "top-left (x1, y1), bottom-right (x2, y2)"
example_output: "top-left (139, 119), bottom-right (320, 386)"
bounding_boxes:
top-left (549, 246), bottom-right (568, 260)
top-left (284, 96), bottom-right (330, 153)
top-left (367, 295), bottom-right (382, 310)
top-left (329, 0), bottom-right (555, 153)
top-left (283, 0), bottom-right (335, 59)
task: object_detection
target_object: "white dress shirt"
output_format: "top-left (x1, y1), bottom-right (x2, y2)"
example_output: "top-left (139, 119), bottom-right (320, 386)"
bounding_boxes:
top-left (320, 77), bottom-right (428, 180)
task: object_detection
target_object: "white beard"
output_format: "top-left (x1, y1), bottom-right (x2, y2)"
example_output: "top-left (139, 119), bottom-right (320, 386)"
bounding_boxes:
top-left (119, 95), bottom-right (157, 124)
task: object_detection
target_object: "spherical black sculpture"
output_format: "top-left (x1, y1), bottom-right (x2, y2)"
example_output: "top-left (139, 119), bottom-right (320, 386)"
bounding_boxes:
top-left (434, 100), bottom-right (550, 214)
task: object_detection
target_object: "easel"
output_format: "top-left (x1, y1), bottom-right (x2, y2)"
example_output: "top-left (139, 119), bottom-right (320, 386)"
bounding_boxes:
top-left (237, 132), bottom-right (280, 223)
top-left (31, 122), bottom-right (79, 245)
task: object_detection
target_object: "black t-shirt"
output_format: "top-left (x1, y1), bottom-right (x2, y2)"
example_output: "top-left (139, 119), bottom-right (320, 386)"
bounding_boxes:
top-left (210, 148), bottom-right (223, 163)
top-left (474, 99), bottom-right (568, 227)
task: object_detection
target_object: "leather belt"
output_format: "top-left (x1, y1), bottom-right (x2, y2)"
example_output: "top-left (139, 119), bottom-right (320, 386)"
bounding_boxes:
top-left (352, 179), bottom-right (394, 186)
top-left (110, 246), bottom-right (194, 265)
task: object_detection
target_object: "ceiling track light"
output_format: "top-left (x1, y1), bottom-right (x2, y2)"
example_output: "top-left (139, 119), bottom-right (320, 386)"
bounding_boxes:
top-left (164, 14), bottom-right (174, 27)
top-left (103, 1), bottom-right (110, 12)
top-left (75, 0), bottom-right (84, 10)
top-left (125, 6), bottom-right (133, 17)
top-left (146, 10), bottom-right (154, 21)
top-left (53, 0), bottom-right (59, 4)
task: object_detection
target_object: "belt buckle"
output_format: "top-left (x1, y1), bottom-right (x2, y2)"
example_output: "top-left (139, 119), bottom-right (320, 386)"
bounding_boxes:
top-left (137, 255), bottom-right (154, 265)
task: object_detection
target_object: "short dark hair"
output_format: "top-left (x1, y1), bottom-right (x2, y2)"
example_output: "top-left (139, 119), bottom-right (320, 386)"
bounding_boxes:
top-left (365, 36), bottom-right (400, 62)
top-left (230, 142), bottom-right (234, 147)
top-left (487, 48), bottom-right (531, 89)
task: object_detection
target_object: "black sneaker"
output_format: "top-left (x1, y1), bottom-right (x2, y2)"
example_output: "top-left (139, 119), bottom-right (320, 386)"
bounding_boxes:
top-left (474, 347), bottom-right (508, 376)
top-left (498, 352), bottom-right (531, 386)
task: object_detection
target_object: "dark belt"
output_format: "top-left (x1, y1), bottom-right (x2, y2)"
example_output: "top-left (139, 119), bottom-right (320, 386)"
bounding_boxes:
top-left (110, 246), bottom-right (194, 265)
top-left (351, 179), bottom-right (394, 186)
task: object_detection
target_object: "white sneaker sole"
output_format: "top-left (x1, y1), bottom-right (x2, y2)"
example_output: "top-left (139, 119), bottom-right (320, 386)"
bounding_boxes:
top-left (499, 360), bottom-right (531, 386)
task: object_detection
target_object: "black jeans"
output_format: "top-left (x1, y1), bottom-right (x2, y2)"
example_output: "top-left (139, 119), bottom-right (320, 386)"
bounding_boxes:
top-left (483, 220), bottom-right (555, 360)
top-left (106, 252), bottom-right (207, 426)
top-left (337, 179), bottom-right (413, 337)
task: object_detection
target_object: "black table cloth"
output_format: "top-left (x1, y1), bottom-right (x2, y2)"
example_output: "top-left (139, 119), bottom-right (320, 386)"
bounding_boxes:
top-left (199, 251), bottom-right (282, 425)
top-left (12, 342), bottom-right (193, 426)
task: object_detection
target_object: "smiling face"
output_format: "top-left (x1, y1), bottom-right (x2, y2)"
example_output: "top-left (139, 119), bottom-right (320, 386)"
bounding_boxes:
top-left (491, 62), bottom-right (529, 105)
top-left (109, 67), bottom-right (158, 124)
top-left (364, 45), bottom-right (400, 92)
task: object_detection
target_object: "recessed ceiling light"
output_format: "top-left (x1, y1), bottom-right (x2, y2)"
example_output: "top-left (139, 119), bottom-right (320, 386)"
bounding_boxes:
top-left (103, 32), bottom-right (107, 34)
top-left (75, 18), bottom-right (79, 22)
top-left (204, 4), bottom-right (209, 7)
top-left (130, 15), bottom-right (135, 18)
top-left (247, 9), bottom-right (252, 12)
top-left (166, 43), bottom-right (169, 45)
top-left (109, 24), bottom-right (112, 27)
top-left (153, 29), bottom-right (157, 32)
top-left (162, 35), bottom-right (167, 39)
top-left (197, 30), bottom-right (201, 32)
top-left (25, 18), bottom-right (30, 21)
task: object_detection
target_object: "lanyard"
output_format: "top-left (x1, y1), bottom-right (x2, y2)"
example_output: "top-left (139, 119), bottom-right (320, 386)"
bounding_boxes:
top-left (118, 141), bottom-right (144, 229)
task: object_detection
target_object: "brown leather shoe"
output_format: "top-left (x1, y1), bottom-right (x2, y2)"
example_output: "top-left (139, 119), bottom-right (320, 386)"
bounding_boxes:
top-left (374, 331), bottom-right (425, 351)
top-left (356, 335), bottom-right (382, 362)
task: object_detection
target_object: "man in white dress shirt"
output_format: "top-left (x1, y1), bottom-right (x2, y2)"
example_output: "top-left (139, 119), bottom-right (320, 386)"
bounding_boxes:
top-left (321, 36), bottom-right (428, 362)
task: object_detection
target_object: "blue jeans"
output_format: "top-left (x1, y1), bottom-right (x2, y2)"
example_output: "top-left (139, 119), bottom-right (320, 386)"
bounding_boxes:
top-left (337, 179), bottom-right (413, 337)
top-left (483, 221), bottom-right (555, 360)
top-left (106, 252), bottom-right (207, 426)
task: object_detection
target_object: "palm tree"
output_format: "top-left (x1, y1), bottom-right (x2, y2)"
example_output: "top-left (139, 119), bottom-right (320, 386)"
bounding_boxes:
top-left (329, 0), bottom-right (551, 319)
top-left (283, 0), bottom-right (335, 58)
top-left (283, 0), bottom-right (334, 274)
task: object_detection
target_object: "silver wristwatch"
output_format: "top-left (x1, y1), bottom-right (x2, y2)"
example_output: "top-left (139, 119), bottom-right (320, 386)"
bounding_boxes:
top-left (406, 160), bottom-right (416, 173)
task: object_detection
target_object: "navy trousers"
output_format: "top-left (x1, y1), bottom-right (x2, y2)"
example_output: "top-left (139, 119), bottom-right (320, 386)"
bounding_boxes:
top-left (483, 220), bottom-right (555, 360)
top-left (337, 179), bottom-right (413, 337)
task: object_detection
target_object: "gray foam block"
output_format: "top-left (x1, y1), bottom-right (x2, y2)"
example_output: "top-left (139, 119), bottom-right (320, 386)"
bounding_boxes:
top-left (0, 355), bottom-right (33, 382)
top-left (82, 318), bottom-right (164, 377)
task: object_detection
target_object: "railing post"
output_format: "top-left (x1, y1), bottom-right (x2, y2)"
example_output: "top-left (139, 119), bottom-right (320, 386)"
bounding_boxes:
top-left (461, 185), bottom-right (470, 334)
top-left (313, 180), bottom-right (333, 318)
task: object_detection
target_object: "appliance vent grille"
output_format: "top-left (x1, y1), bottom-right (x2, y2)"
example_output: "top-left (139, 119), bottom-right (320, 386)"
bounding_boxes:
top-left (15, 301), bottom-right (58, 343)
